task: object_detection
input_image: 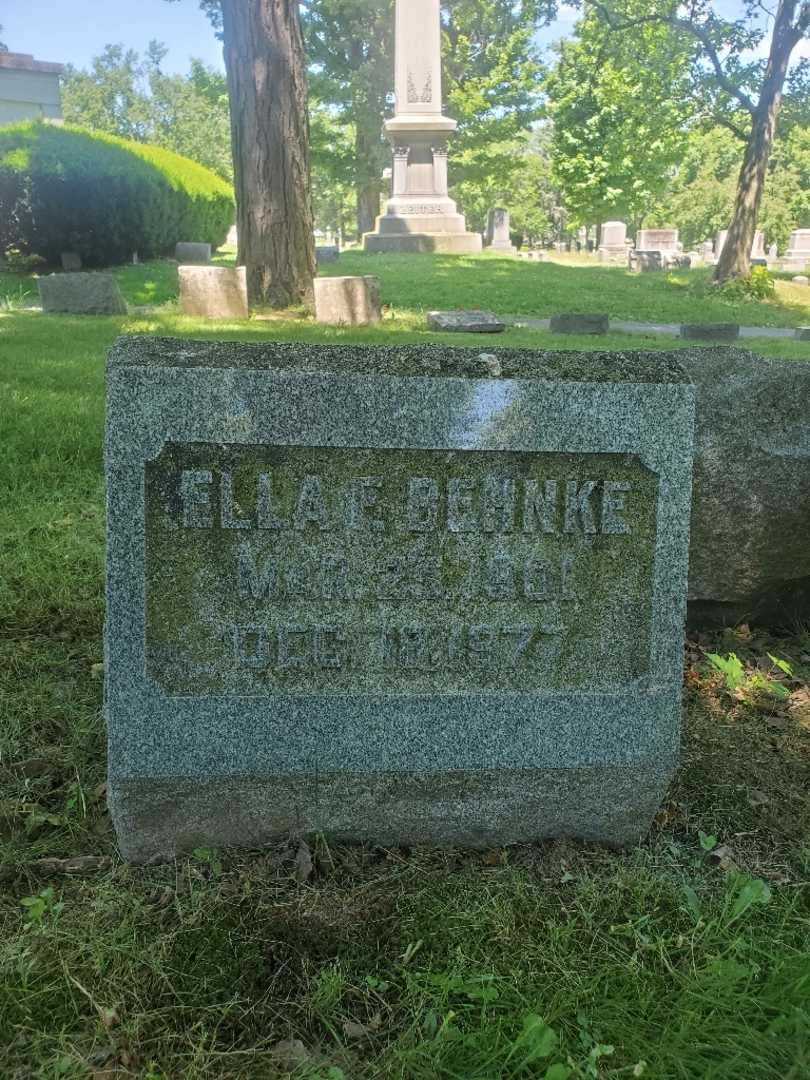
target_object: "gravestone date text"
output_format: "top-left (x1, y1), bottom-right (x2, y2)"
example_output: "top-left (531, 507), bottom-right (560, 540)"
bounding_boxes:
top-left (144, 444), bottom-right (658, 694)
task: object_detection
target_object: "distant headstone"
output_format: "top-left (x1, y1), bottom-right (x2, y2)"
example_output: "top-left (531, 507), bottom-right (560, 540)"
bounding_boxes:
top-left (714, 229), bottom-right (728, 258)
top-left (636, 229), bottom-right (679, 254)
top-left (768, 243), bottom-right (778, 260)
top-left (314, 276), bottom-right (381, 325)
top-left (680, 323), bottom-right (740, 342)
top-left (104, 337), bottom-right (695, 859)
top-left (792, 275), bottom-right (809, 286)
top-left (486, 208), bottom-right (516, 254)
top-left (700, 241), bottom-right (715, 263)
top-left (60, 252), bottom-right (82, 272)
top-left (549, 313), bottom-right (609, 335)
top-left (175, 242), bottom-right (212, 264)
top-left (782, 229), bottom-right (810, 270)
top-left (38, 272), bottom-right (127, 315)
top-left (427, 310), bottom-right (505, 333)
top-left (630, 251), bottom-right (663, 273)
top-left (316, 246), bottom-right (340, 264)
top-left (178, 266), bottom-right (248, 320)
top-left (751, 230), bottom-right (765, 258)
top-left (226, 225), bottom-right (238, 247)
top-left (597, 221), bottom-right (627, 263)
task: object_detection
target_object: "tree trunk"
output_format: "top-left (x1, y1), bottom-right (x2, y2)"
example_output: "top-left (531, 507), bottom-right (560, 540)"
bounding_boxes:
top-left (714, 2), bottom-right (800, 283)
top-left (221, 0), bottom-right (316, 308)
top-left (357, 184), bottom-right (381, 238)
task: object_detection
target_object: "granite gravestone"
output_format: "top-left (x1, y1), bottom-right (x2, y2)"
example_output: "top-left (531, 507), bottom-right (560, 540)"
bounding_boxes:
top-left (105, 338), bottom-right (695, 861)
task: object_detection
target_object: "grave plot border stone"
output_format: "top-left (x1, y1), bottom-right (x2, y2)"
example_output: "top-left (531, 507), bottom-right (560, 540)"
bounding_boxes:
top-left (680, 323), bottom-right (740, 342)
top-left (549, 313), bottom-right (609, 335)
top-left (38, 272), bottom-right (127, 315)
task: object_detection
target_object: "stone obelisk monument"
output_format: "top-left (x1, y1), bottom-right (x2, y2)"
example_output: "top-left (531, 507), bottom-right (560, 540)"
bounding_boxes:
top-left (363, 0), bottom-right (482, 253)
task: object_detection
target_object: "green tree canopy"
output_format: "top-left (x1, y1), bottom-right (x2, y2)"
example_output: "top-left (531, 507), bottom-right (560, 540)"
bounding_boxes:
top-left (61, 43), bottom-right (232, 181)
top-left (546, 2), bottom-right (692, 229)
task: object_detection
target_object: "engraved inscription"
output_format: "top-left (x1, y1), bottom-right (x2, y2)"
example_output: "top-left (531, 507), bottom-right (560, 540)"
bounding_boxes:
top-left (144, 446), bottom-right (659, 694)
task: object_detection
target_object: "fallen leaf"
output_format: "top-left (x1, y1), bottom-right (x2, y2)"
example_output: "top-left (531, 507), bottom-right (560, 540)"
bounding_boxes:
top-left (653, 800), bottom-right (682, 828)
top-left (294, 841), bottom-right (313, 883)
top-left (31, 855), bottom-right (112, 877)
top-left (91, 782), bottom-right (108, 804)
top-left (788, 686), bottom-right (810, 724)
top-left (98, 1006), bottom-right (120, 1030)
top-left (706, 845), bottom-right (740, 873)
top-left (481, 849), bottom-right (505, 865)
top-left (271, 1039), bottom-right (311, 1069)
top-left (146, 886), bottom-right (174, 909)
top-left (91, 663), bottom-right (105, 679)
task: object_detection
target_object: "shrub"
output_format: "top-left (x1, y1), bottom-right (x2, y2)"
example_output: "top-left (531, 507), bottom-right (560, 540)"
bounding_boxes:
top-left (0, 122), bottom-right (234, 267)
top-left (717, 265), bottom-right (776, 301)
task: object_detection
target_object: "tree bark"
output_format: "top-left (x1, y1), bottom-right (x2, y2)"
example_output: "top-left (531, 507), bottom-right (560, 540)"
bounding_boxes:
top-left (221, 0), bottom-right (316, 307)
top-left (714, 1), bottom-right (801, 283)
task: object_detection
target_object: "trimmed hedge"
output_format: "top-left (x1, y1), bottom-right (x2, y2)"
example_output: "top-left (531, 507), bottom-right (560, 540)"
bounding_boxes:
top-left (0, 122), bottom-right (234, 266)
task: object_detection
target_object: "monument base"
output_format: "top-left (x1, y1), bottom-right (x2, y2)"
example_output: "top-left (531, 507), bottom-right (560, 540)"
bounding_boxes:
top-left (109, 761), bottom-right (675, 861)
top-left (364, 231), bottom-right (482, 254)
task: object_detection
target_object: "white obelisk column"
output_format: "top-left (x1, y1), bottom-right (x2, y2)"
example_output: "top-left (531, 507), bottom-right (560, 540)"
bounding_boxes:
top-left (393, 0), bottom-right (443, 118)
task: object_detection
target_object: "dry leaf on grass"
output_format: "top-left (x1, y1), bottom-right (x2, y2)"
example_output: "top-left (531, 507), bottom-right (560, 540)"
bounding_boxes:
top-left (342, 1013), bottom-right (382, 1039)
top-left (271, 1038), bottom-right (312, 1069)
top-left (10, 758), bottom-right (53, 778)
top-left (31, 855), bottom-right (112, 877)
top-left (706, 845), bottom-right (740, 873)
top-left (294, 840), bottom-right (313, 883)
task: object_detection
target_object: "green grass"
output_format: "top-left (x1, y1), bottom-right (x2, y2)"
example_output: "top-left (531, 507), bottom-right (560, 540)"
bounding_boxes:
top-left (1, 256), bottom-right (810, 1077)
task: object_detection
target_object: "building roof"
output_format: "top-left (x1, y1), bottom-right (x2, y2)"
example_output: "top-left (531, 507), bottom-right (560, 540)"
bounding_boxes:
top-left (0, 52), bottom-right (64, 75)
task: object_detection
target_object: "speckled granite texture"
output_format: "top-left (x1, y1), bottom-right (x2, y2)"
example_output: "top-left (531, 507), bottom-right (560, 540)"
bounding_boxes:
top-left (105, 338), bottom-right (695, 860)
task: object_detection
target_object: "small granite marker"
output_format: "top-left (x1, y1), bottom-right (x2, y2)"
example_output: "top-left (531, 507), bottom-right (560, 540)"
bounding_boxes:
top-left (549, 313), bottom-right (609, 336)
top-left (178, 266), bottom-right (248, 320)
top-left (680, 323), bottom-right (740, 342)
top-left (106, 338), bottom-right (695, 860)
top-left (428, 310), bottom-right (505, 333)
top-left (39, 272), bottom-right (127, 315)
top-left (175, 242), bottom-right (211, 264)
top-left (314, 276), bottom-right (381, 325)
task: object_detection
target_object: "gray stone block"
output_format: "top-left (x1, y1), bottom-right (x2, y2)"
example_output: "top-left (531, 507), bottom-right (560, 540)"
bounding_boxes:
top-left (427, 310), bottom-right (505, 333)
top-left (105, 338), bottom-right (695, 860)
top-left (316, 246), bottom-right (340, 264)
top-left (630, 251), bottom-right (663, 273)
top-left (314, 276), bottom-right (381, 325)
top-left (549, 313), bottom-right (609, 335)
top-left (178, 266), bottom-right (248, 320)
top-left (175, 242), bottom-right (211, 264)
top-left (678, 347), bottom-right (810, 627)
top-left (38, 272), bottom-right (127, 315)
top-left (794, 326), bottom-right (810, 341)
top-left (60, 251), bottom-right (82, 272)
top-left (680, 323), bottom-right (740, 342)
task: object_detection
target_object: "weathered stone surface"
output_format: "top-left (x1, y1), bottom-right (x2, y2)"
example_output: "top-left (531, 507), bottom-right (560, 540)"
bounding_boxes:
top-left (486, 208), bottom-right (516, 254)
top-left (549, 313), bottom-right (609, 335)
top-left (680, 323), bottom-right (740, 342)
top-left (38, 272), bottom-right (127, 315)
top-left (178, 266), bottom-right (248, 319)
top-left (795, 326), bottom-right (810, 340)
top-left (175, 242), bottom-right (212, 264)
top-left (630, 251), bottom-right (663, 273)
top-left (427, 310), bottom-right (505, 333)
top-left (60, 251), bottom-right (82, 271)
top-left (677, 348), bottom-right (810, 626)
top-left (362, 0), bottom-right (481, 254)
top-left (314, 276), bottom-right (381, 325)
top-left (105, 338), bottom-right (695, 860)
top-left (316, 246), bottom-right (340, 264)
top-left (792, 275), bottom-right (809, 285)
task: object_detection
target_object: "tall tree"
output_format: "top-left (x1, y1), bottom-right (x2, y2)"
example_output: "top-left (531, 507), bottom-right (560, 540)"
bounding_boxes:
top-left (560, 0), bottom-right (810, 281)
top-left (303, 0), bottom-right (391, 237)
top-left (545, 4), bottom-right (691, 232)
top-left (170, 0), bottom-right (316, 308)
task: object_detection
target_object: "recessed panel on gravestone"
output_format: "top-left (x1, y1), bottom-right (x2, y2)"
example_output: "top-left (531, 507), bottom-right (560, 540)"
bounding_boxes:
top-left (145, 445), bottom-right (657, 696)
top-left (105, 338), bottom-right (695, 860)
